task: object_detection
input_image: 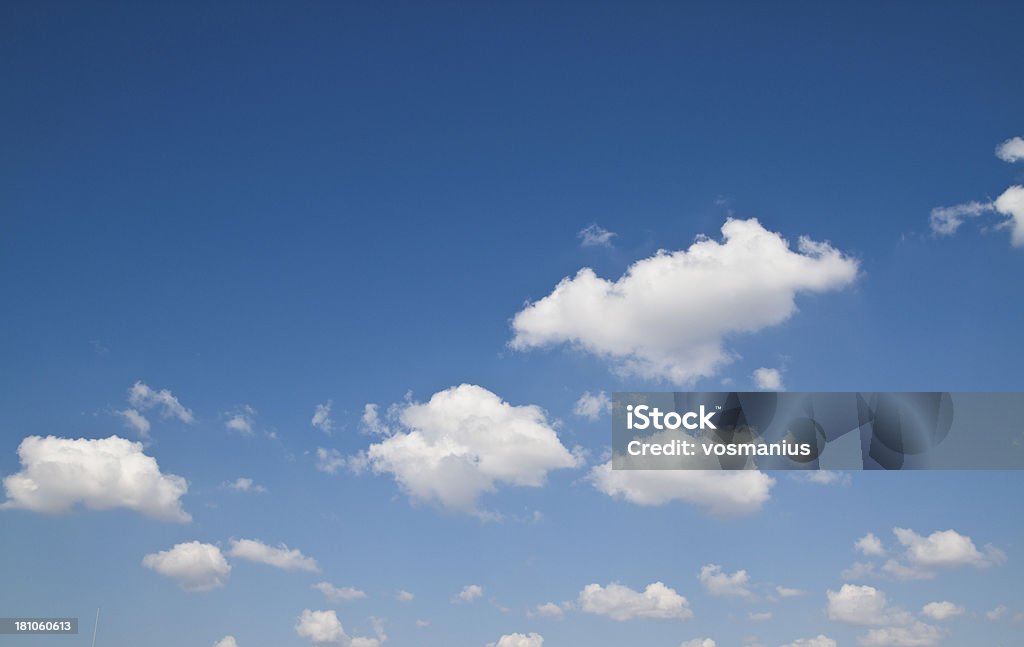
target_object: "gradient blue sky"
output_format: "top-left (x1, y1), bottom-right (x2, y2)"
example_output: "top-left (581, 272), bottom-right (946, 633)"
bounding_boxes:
top-left (2, 2), bottom-right (1023, 646)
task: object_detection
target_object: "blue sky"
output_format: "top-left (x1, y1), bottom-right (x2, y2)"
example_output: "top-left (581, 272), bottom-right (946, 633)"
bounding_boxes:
top-left (2, 2), bottom-right (1024, 646)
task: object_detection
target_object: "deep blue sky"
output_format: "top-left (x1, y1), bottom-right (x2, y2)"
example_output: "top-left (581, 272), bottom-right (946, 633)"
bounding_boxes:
top-left (2, 2), bottom-right (1023, 646)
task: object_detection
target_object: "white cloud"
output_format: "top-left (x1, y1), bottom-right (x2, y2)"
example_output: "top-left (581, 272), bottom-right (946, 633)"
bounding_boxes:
top-left (920, 601), bottom-right (964, 621)
top-left (1, 435), bottom-right (190, 522)
top-left (578, 581), bottom-right (693, 621)
top-left (858, 621), bottom-right (944, 647)
top-left (780, 636), bottom-right (836, 647)
top-left (929, 201), bottom-right (993, 236)
top-left (224, 405), bottom-right (256, 435)
top-left (826, 585), bottom-right (908, 626)
top-left (573, 391), bottom-right (611, 421)
top-left (578, 223), bottom-right (616, 248)
top-left (224, 477), bottom-right (266, 493)
top-left (699, 564), bottom-right (753, 598)
top-left (316, 448), bottom-right (344, 474)
top-left (752, 368), bottom-right (784, 391)
top-left (294, 610), bottom-right (382, 647)
top-left (116, 409), bottom-right (151, 437)
top-left (855, 533), bottom-right (886, 557)
top-left (455, 584), bottom-right (484, 603)
top-left (314, 582), bottom-right (367, 601)
top-left (361, 384), bottom-right (579, 514)
top-left (530, 602), bottom-right (566, 618)
top-left (228, 538), bottom-right (319, 572)
top-left (360, 404), bottom-right (392, 436)
top-left (142, 541), bottom-right (230, 592)
top-left (994, 185), bottom-right (1024, 247)
top-left (748, 611), bottom-right (772, 622)
top-left (511, 218), bottom-right (858, 385)
top-left (996, 136), bottom-right (1024, 163)
top-left (312, 401), bottom-right (335, 434)
top-left (214, 637), bottom-right (238, 647)
top-left (792, 470), bottom-right (850, 486)
top-left (415, 620), bottom-right (430, 628)
top-left (889, 527), bottom-right (1005, 577)
top-left (396, 590), bottom-right (414, 602)
top-left (128, 381), bottom-right (194, 424)
top-left (588, 462), bottom-right (774, 516)
top-left (776, 586), bottom-right (805, 598)
top-left (985, 605), bottom-right (1007, 621)
top-left (489, 632), bottom-right (545, 647)
top-left (680, 639), bottom-right (716, 647)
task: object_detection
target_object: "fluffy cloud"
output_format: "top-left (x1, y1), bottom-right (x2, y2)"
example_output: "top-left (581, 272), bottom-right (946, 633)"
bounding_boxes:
top-left (928, 200), bottom-right (993, 236)
top-left (698, 564), bottom-right (753, 598)
top-left (996, 136), bottom-right (1024, 163)
top-left (855, 533), bottom-right (886, 557)
top-left (985, 605), bottom-right (1006, 621)
top-left (396, 590), bottom-right (414, 602)
top-left (228, 538), bottom-right (319, 572)
top-left (1, 435), bottom-right (190, 522)
top-left (294, 610), bottom-right (383, 647)
top-left (312, 402), bottom-right (334, 434)
top-left (316, 448), bottom-right (344, 474)
top-left (314, 582), bottom-right (367, 601)
top-left (858, 622), bottom-right (944, 647)
top-left (826, 585), bottom-right (907, 626)
top-left (116, 409), bottom-right (151, 437)
top-left (780, 636), bottom-right (836, 647)
top-left (214, 637), bottom-right (238, 647)
top-left (224, 405), bottom-right (256, 435)
top-left (455, 584), bottom-right (484, 603)
top-left (994, 185), bottom-right (1024, 247)
top-left (894, 527), bottom-right (1002, 568)
top-left (511, 218), bottom-right (858, 384)
top-left (752, 368), bottom-right (784, 391)
top-left (680, 640), bottom-right (716, 647)
top-left (573, 391), bottom-right (611, 420)
top-left (578, 223), bottom-right (616, 248)
top-left (489, 632), bottom-right (545, 647)
top-left (360, 404), bottom-right (393, 436)
top-left (578, 581), bottom-right (693, 621)
top-left (360, 384), bottom-right (579, 514)
top-left (128, 381), bottom-right (194, 423)
top-left (142, 541), bottom-right (230, 592)
top-left (920, 601), bottom-right (964, 621)
top-left (588, 462), bottom-right (774, 516)
top-left (224, 477), bottom-right (266, 493)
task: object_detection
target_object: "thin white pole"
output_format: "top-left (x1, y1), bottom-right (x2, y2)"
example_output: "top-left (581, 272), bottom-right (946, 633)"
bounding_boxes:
top-left (90, 608), bottom-right (99, 647)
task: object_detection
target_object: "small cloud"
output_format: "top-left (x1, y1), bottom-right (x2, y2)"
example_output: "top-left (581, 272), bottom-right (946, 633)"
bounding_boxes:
top-left (578, 581), bottom-right (692, 621)
top-left (855, 533), bottom-right (886, 557)
top-left (128, 381), bottom-right (194, 424)
top-left (315, 448), bottom-right (344, 474)
top-left (415, 619), bottom-right (430, 628)
top-left (313, 581), bottom-right (367, 602)
top-left (929, 201), bottom-right (993, 236)
top-left (224, 405), bottom-right (256, 435)
top-left (360, 403), bottom-right (392, 436)
top-left (986, 605), bottom-right (1007, 621)
top-left (142, 541), bottom-right (230, 592)
top-left (752, 367), bottom-right (784, 391)
top-left (454, 584), bottom-right (484, 603)
top-left (920, 601), bottom-right (964, 621)
top-left (747, 611), bottom-right (772, 622)
top-left (578, 223), bottom-right (616, 248)
top-left (573, 391), bottom-right (611, 421)
top-left (996, 136), bottom-right (1024, 163)
top-left (116, 408), bottom-right (151, 437)
top-left (698, 564), bottom-right (752, 598)
top-left (840, 562), bottom-right (876, 581)
top-left (792, 471), bottom-right (850, 486)
top-left (775, 586), bottom-right (806, 598)
top-left (311, 401), bottom-right (334, 434)
top-left (396, 590), bottom-right (414, 602)
top-left (228, 538), bottom-right (319, 572)
top-left (529, 602), bottom-right (567, 618)
top-left (223, 477), bottom-right (267, 494)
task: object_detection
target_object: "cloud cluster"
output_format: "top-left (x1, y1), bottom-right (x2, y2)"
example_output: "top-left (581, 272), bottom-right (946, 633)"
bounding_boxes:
top-left (142, 541), bottom-right (231, 592)
top-left (827, 584), bottom-right (944, 646)
top-left (1, 435), bottom-right (190, 522)
top-left (360, 384), bottom-right (579, 514)
top-left (577, 581), bottom-right (692, 621)
top-left (511, 218), bottom-right (858, 384)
